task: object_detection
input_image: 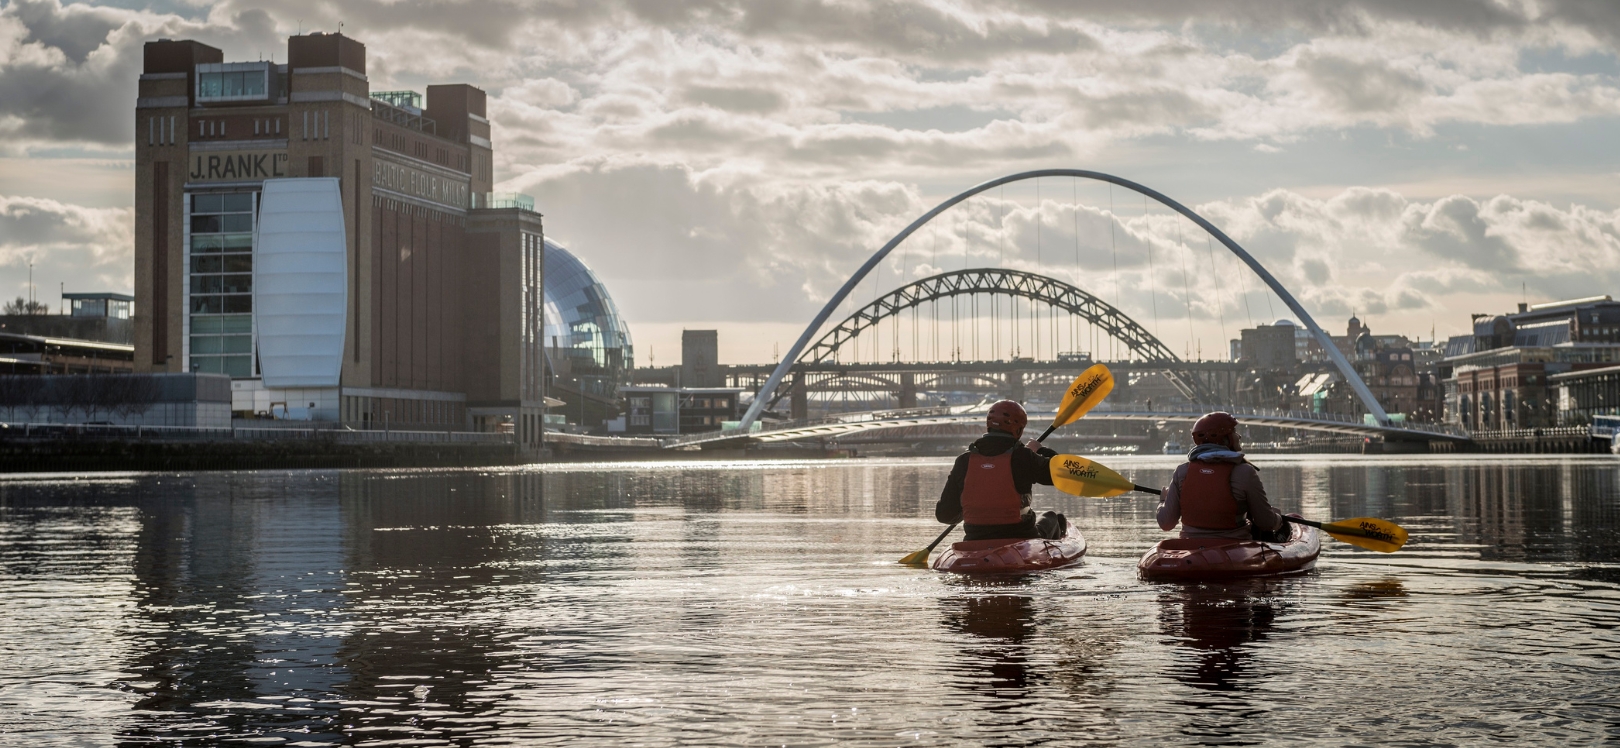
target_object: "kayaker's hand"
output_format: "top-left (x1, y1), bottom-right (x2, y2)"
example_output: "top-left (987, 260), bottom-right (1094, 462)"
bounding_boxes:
top-left (1025, 439), bottom-right (1044, 452)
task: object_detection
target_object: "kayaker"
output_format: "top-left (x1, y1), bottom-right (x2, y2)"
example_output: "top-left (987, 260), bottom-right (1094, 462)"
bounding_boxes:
top-left (1156, 411), bottom-right (1289, 541)
top-left (935, 400), bottom-right (1068, 541)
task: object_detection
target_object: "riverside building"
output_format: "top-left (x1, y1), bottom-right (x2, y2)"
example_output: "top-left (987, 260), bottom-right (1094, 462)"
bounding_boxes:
top-left (134, 32), bottom-right (548, 447)
top-left (1442, 296), bottom-right (1620, 431)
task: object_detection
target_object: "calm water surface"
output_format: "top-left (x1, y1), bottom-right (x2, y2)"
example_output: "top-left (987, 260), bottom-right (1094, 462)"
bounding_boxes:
top-left (2, 455), bottom-right (1618, 746)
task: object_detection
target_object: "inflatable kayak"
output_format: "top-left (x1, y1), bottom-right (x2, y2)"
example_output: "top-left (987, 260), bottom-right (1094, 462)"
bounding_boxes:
top-left (932, 527), bottom-right (1087, 574)
top-left (1137, 519), bottom-right (1320, 580)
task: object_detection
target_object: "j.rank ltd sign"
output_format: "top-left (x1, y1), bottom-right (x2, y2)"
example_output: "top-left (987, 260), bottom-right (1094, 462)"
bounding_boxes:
top-left (190, 151), bottom-right (289, 181)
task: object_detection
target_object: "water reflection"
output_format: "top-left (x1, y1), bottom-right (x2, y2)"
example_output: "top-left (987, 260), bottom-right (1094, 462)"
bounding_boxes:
top-left (332, 472), bottom-right (545, 743)
top-left (112, 471), bottom-right (550, 743)
top-left (1340, 577), bottom-right (1408, 604)
top-left (1306, 458), bottom-right (1620, 566)
top-left (0, 457), bottom-right (1618, 745)
top-left (941, 582), bottom-right (1038, 700)
top-left (1158, 581), bottom-right (1281, 693)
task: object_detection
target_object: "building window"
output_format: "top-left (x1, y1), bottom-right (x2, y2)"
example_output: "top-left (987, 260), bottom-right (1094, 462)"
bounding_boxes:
top-left (197, 68), bottom-right (268, 101)
top-left (187, 192), bottom-right (256, 378)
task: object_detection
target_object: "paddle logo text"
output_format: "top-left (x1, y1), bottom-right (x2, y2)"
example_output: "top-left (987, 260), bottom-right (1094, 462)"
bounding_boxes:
top-left (1357, 521), bottom-right (1399, 543)
top-left (1059, 459), bottom-right (1100, 479)
top-left (1069, 375), bottom-right (1105, 404)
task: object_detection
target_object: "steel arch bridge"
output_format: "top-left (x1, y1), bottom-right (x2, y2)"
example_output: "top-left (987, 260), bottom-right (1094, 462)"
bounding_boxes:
top-left (737, 168), bottom-right (1397, 432)
top-left (797, 267), bottom-right (1210, 400)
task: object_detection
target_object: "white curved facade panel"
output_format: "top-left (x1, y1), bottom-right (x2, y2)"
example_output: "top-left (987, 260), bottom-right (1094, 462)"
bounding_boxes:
top-left (254, 178), bottom-right (347, 388)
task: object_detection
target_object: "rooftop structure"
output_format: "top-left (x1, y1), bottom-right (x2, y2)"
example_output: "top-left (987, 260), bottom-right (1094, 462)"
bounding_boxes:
top-left (64, 293), bottom-right (133, 319)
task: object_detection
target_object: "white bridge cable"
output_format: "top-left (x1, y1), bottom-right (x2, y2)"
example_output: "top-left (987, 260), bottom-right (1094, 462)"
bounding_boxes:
top-left (1072, 178), bottom-right (1081, 358)
top-left (1234, 242), bottom-right (1255, 328)
top-left (1179, 222), bottom-right (1194, 359)
top-left (1208, 235), bottom-right (1229, 358)
top-left (1108, 186), bottom-right (1119, 361)
top-left (1145, 195), bottom-right (1161, 342)
top-left (932, 226), bottom-right (940, 362)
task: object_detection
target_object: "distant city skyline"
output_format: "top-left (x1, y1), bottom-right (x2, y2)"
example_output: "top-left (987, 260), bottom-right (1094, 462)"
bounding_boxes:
top-left (4, 0), bottom-right (1620, 364)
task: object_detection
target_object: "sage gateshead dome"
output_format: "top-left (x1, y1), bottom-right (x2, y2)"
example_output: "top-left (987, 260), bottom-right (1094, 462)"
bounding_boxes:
top-left (543, 239), bottom-right (634, 396)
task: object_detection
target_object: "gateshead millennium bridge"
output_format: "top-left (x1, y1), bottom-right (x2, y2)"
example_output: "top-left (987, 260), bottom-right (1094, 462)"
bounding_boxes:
top-left (646, 169), bottom-right (1469, 450)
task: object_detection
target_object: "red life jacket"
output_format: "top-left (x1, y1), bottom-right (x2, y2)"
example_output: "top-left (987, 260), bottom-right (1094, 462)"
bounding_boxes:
top-left (1180, 461), bottom-right (1243, 530)
top-left (961, 451), bottom-right (1026, 525)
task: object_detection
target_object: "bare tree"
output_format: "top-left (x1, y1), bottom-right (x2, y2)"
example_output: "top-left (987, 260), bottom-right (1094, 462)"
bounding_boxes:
top-left (0, 375), bottom-right (29, 422)
top-left (84, 375), bottom-right (120, 422)
top-left (112, 375), bottom-right (162, 422)
top-left (2, 297), bottom-right (50, 315)
top-left (55, 375), bottom-right (97, 422)
top-left (17, 376), bottom-right (43, 423)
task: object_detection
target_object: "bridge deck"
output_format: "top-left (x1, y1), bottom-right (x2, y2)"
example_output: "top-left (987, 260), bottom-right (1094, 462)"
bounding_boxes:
top-left (662, 407), bottom-right (1468, 448)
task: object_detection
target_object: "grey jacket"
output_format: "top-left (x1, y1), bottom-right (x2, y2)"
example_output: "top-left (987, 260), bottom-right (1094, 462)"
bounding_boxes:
top-left (1156, 445), bottom-right (1284, 539)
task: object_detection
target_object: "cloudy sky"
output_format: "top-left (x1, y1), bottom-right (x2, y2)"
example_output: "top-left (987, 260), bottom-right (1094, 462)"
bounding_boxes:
top-left (3, 0), bottom-right (1619, 364)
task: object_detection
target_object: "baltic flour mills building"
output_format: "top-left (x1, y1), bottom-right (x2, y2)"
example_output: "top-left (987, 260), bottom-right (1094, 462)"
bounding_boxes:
top-left (133, 32), bottom-right (548, 447)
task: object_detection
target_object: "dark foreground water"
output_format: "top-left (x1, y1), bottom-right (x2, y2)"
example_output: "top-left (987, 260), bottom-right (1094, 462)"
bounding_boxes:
top-left (2, 455), bottom-right (1618, 746)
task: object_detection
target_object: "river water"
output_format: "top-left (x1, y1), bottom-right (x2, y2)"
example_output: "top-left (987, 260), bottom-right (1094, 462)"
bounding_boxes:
top-left (2, 455), bottom-right (1618, 746)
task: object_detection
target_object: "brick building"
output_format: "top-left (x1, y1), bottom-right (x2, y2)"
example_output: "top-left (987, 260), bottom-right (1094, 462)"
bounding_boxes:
top-left (133, 33), bottom-right (546, 447)
top-left (1443, 297), bottom-right (1620, 431)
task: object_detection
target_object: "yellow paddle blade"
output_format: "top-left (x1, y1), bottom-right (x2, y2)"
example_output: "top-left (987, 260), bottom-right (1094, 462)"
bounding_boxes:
top-left (898, 549), bottom-right (931, 566)
top-left (1050, 453), bottom-right (1136, 498)
top-left (1052, 364), bottom-right (1114, 429)
top-left (1319, 517), bottom-right (1409, 553)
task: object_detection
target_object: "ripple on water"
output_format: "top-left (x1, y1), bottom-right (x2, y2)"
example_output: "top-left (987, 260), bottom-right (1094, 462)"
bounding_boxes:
top-left (0, 458), bottom-right (1616, 745)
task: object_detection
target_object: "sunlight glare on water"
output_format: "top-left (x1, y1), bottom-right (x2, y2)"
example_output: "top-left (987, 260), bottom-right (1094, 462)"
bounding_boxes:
top-left (1, 455), bottom-right (1618, 745)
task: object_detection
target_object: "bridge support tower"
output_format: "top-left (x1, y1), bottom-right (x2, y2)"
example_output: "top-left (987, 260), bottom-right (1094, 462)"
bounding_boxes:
top-left (790, 373), bottom-right (809, 420)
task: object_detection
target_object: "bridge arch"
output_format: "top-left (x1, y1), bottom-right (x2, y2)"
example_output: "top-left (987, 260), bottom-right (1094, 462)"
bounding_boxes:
top-left (738, 169), bottom-right (1391, 430)
top-left (799, 267), bottom-right (1209, 400)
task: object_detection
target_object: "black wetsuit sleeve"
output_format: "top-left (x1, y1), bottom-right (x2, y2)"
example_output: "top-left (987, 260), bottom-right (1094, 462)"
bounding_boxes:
top-left (936, 453), bottom-right (970, 524)
top-left (1012, 444), bottom-right (1056, 492)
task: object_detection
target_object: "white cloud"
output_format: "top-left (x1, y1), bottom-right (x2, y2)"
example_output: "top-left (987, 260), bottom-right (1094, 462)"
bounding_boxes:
top-left (0, 194), bottom-right (132, 300)
top-left (5, 0), bottom-right (1620, 357)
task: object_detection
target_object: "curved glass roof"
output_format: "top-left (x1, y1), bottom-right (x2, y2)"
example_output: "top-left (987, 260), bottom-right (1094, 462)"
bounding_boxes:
top-left (543, 239), bottom-right (633, 385)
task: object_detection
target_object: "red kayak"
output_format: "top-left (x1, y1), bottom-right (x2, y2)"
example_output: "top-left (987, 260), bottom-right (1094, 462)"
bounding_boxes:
top-left (931, 527), bottom-right (1087, 574)
top-left (1137, 519), bottom-right (1321, 580)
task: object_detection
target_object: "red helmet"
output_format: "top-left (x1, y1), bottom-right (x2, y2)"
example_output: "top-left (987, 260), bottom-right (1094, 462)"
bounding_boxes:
top-left (987, 400), bottom-right (1028, 437)
top-left (1192, 411), bottom-right (1239, 445)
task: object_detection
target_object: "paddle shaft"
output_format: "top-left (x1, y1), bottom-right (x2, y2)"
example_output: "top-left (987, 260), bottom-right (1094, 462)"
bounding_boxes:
top-left (1121, 488), bottom-right (1368, 534)
top-left (1051, 453), bottom-right (1405, 552)
top-left (1121, 488), bottom-right (1393, 543)
top-left (1282, 514), bottom-right (1387, 542)
top-left (921, 522), bottom-right (958, 555)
